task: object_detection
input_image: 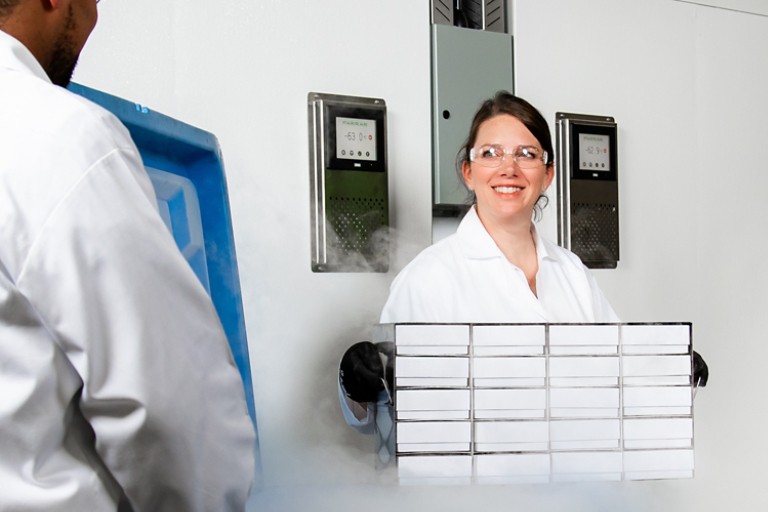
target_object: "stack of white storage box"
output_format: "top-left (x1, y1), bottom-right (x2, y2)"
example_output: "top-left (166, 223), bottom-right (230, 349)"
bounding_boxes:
top-left (373, 323), bottom-right (695, 485)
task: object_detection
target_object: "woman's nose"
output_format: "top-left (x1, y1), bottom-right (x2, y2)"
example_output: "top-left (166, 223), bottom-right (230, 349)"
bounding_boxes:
top-left (498, 157), bottom-right (519, 176)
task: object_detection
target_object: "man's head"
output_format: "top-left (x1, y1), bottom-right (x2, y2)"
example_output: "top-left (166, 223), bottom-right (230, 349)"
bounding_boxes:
top-left (0, 0), bottom-right (98, 87)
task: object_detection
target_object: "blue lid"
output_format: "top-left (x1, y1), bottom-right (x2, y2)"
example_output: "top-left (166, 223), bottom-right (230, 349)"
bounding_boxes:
top-left (67, 83), bottom-right (259, 454)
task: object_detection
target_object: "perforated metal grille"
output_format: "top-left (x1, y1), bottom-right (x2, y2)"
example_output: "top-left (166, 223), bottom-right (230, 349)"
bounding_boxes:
top-left (484, 0), bottom-right (505, 32)
top-left (571, 203), bottom-right (619, 264)
top-left (432, 0), bottom-right (452, 25)
top-left (327, 197), bottom-right (387, 256)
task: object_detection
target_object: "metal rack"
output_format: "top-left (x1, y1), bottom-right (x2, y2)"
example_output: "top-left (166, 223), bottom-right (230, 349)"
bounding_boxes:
top-left (374, 322), bottom-right (695, 484)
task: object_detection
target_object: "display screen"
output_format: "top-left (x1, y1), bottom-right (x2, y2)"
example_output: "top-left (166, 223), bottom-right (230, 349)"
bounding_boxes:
top-left (578, 133), bottom-right (611, 171)
top-left (336, 117), bottom-right (376, 161)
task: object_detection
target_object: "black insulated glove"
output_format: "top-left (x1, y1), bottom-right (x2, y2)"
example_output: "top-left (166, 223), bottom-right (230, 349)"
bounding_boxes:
top-left (339, 341), bottom-right (385, 403)
top-left (693, 350), bottom-right (709, 387)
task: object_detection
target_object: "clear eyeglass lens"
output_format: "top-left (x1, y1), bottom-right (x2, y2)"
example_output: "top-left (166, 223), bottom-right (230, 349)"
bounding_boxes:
top-left (479, 146), bottom-right (500, 162)
top-left (472, 144), bottom-right (544, 168)
top-left (514, 146), bottom-right (543, 168)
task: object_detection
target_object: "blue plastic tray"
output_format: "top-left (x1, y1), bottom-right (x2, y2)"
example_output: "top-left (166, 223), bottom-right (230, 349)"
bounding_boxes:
top-left (68, 83), bottom-right (258, 439)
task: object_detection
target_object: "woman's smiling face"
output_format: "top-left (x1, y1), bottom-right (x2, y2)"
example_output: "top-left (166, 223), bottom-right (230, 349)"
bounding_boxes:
top-left (462, 114), bottom-right (554, 226)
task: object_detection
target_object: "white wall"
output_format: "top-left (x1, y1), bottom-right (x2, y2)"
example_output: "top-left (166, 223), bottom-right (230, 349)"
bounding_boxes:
top-left (73, 0), bottom-right (768, 510)
top-left (516, 0), bottom-right (768, 510)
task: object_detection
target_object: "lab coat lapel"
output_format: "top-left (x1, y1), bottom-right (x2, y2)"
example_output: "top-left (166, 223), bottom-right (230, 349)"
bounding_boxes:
top-left (457, 207), bottom-right (547, 322)
top-left (456, 207), bottom-right (501, 260)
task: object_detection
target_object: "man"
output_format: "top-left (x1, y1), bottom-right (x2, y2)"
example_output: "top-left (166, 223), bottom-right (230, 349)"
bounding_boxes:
top-left (0, 1), bottom-right (255, 510)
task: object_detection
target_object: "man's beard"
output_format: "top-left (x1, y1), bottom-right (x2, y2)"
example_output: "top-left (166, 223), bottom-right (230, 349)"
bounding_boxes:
top-left (46, 6), bottom-right (79, 87)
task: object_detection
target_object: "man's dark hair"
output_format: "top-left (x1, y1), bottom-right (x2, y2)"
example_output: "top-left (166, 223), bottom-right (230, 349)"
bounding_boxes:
top-left (0, 0), bottom-right (22, 20)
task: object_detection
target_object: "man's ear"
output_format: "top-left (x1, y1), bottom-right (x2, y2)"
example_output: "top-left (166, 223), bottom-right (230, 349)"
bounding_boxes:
top-left (43, 0), bottom-right (61, 12)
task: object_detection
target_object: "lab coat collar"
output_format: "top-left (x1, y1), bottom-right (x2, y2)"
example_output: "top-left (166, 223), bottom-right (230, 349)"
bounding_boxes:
top-left (457, 206), bottom-right (559, 263)
top-left (0, 29), bottom-right (52, 84)
top-left (532, 219), bottom-right (558, 264)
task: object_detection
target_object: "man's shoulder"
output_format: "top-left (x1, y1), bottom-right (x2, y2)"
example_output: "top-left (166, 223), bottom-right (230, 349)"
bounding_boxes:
top-left (0, 75), bottom-right (146, 277)
top-left (52, 85), bottom-right (133, 150)
top-left (1, 72), bottom-right (133, 151)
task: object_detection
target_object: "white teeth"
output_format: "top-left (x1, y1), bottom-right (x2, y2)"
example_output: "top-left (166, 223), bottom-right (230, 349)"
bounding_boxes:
top-left (494, 186), bottom-right (522, 193)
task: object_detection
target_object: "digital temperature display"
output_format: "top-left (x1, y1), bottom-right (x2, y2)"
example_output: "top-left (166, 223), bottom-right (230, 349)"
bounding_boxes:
top-left (578, 133), bottom-right (611, 172)
top-left (336, 117), bottom-right (376, 161)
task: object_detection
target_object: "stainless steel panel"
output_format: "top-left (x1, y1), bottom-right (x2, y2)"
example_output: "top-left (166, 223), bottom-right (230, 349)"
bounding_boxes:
top-left (555, 113), bottom-right (619, 268)
top-left (307, 92), bottom-right (388, 272)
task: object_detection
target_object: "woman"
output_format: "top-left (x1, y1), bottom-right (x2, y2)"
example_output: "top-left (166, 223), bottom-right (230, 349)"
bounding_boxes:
top-left (381, 91), bottom-right (618, 324)
top-left (339, 92), bottom-right (619, 433)
top-left (340, 92), bottom-right (708, 434)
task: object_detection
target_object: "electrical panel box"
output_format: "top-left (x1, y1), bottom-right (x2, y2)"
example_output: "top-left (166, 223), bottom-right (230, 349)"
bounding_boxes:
top-left (431, 24), bottom-right (513, 210)
top-left (556, 113), bottom-right (620, 269)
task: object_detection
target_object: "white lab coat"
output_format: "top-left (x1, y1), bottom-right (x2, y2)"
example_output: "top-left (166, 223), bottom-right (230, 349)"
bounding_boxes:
top-left (381, 206), bottom-right (619, 324)
top-left (341, 206), bottom-right (618, 432)
top-left (0, 31), bottom-right (255, 511)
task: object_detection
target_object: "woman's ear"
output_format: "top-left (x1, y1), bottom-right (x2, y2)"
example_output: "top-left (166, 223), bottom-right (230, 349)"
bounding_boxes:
top-left (543, 163), bottom-right (555, 191)
top-left (462, 161), bottom-right (474, 191)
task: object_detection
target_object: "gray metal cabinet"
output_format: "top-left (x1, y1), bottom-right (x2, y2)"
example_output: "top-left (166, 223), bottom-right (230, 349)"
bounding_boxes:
top-left (431, 24), bottom-right (514, 209)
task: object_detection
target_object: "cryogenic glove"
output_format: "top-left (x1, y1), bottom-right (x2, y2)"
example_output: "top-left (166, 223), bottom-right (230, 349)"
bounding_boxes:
top-left (340, 341), bottom-right (386, 403)
top-left (376, 341), bottom-right (394, 400)
top-left (693, 350), bottom-right (709, 388)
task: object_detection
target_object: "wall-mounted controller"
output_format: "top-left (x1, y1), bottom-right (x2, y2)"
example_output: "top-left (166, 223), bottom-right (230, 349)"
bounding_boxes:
top-left (556, 113), bottom-right (619, 269)
top-left (308, 93), bottom-right (388, 273)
